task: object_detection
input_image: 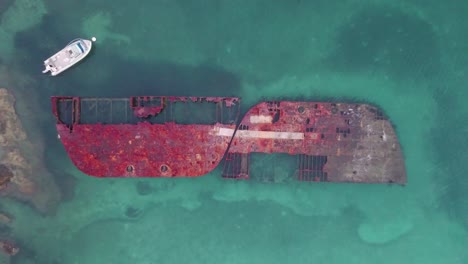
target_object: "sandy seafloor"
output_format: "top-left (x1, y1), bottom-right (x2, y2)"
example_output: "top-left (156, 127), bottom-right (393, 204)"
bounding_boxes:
top-left (0, 0), bottom-right (467, 263)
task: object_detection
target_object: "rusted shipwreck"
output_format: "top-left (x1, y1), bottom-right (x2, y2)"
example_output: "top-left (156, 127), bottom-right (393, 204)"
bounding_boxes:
top-left (51, 96), bottom-right (406, 184)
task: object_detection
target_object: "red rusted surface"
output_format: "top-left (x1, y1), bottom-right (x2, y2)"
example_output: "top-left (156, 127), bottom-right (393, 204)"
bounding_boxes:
top-left (52, 96), bottom-right (239, 177)
top-left (223, 101), bottom-right (406, 184)
top-left (51, 96), bottom-right (406, 184)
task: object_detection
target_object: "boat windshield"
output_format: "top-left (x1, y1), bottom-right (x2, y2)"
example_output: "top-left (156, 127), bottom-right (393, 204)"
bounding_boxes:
top-left (77, 42), bottom-right (85, 53)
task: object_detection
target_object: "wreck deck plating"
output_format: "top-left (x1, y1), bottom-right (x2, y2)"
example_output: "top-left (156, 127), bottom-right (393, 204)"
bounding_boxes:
top-left (51, 96), bottom-right (406, 184)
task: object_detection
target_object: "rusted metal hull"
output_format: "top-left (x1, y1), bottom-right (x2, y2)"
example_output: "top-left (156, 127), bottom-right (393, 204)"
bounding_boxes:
top-left (51, 96), bottom-right (406, 184)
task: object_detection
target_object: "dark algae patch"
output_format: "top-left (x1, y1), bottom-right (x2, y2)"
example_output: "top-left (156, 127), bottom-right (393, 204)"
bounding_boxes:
top-left (327, 5), bottom-right (440, 80)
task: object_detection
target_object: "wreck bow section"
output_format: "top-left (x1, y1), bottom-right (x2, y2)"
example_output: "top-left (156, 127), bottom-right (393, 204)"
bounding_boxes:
top-left (51, 96), bottom-right (240, 177)
top-left (222, 101), bottom-right (406, 184)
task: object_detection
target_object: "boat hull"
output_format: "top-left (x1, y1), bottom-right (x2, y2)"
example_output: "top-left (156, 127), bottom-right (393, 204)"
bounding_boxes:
top-left (43, 38), bottom-right (92, 76)
top-left (51, 96), bottom-right (406, 184)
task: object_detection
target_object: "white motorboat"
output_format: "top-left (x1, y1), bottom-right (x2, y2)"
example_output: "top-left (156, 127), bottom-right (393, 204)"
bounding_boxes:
top-left (42, 37), bottom-right (96, 76)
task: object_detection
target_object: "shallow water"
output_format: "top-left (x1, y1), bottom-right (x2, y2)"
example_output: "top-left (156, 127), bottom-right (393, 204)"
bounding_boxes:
top-left (0, 0), bottom-right (467, 263)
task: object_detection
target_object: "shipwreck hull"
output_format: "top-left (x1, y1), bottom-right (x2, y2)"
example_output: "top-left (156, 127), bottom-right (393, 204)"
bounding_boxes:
top-left (51, 96), bottom-right (406, 184)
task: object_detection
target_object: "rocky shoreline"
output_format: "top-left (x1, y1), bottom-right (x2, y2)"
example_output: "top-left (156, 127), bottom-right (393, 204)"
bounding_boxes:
top-left (0, 87), bottom-right (62, 261)
top-left (0, 88), bottom-right (61, 213)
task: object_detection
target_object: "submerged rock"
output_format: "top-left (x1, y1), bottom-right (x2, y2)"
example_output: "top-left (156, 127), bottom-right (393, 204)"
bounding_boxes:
top-left (0, 240), bottom-right (19, 256)
top-left (0, 88), bottom-right (60, 214)
top-left (0, 212), bottom-right (12, 226)
top-left (0, 164), bottom-right (13, 189)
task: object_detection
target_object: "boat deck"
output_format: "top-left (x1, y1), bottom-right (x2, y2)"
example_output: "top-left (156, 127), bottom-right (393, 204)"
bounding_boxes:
top-left (44, 39), bottom-right (91, 75)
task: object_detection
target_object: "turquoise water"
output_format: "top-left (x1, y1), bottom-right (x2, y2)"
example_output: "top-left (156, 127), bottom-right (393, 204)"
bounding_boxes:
top-left (1, 0), bottom-right (467, 263)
